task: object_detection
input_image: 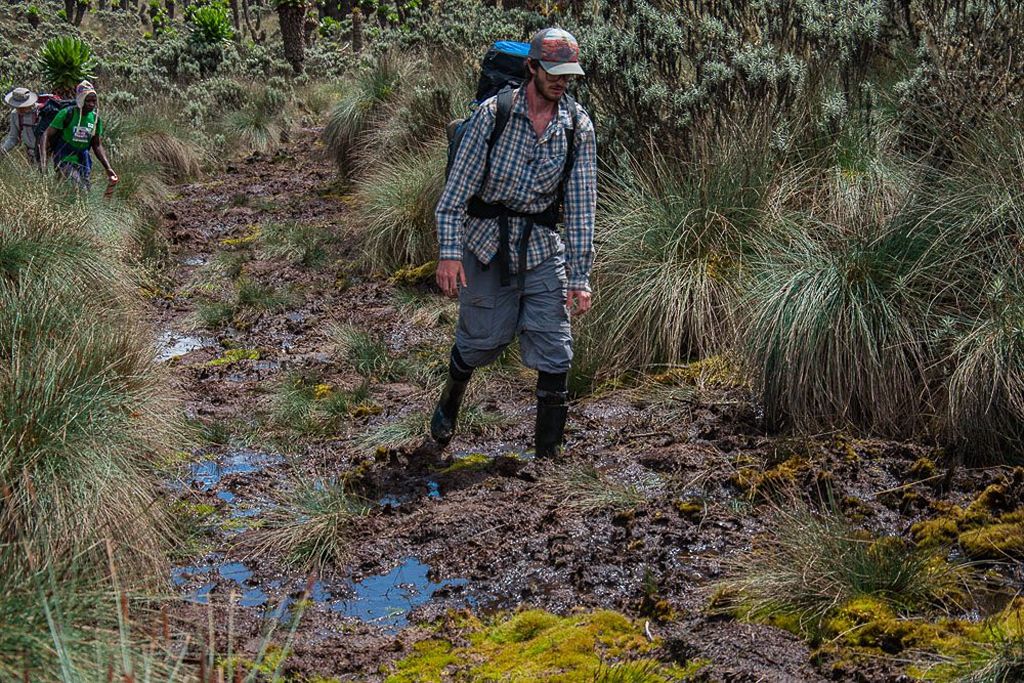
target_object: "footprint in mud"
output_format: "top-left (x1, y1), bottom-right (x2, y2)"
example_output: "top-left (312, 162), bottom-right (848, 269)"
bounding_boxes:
top-left (378, 479), bottom-right (441, 507)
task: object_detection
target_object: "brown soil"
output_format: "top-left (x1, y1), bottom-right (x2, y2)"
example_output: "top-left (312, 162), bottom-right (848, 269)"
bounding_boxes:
top-left (152, 130), bottom-right (1022, 682)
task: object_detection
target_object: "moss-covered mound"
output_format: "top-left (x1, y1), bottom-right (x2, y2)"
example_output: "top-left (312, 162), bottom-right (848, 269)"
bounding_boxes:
top-left (386, 609), bottom-right (707, 682)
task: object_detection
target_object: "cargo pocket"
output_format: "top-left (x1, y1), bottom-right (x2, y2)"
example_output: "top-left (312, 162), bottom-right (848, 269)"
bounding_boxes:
top-left (457, 291), bottom-right (498, 348)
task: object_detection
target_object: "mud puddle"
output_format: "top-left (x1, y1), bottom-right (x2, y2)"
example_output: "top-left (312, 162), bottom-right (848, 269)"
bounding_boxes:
top-left (379, 480), bottom-right (441, 507)
top-left (155, 331), bottom-right (216, 362)
top-left (186, 449), bottom-right (285, 491)
top-left (311, 557), bottom-right (471, 631)
top-left (172, 555), bottom-right (471, 632)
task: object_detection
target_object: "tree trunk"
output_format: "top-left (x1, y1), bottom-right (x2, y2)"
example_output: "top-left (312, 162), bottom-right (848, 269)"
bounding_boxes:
top-left (351, 6), bottom-right (362, 52)
top-left (241, 0), bottom-right (262, 42)
top-left (277, 3), bottom-right (307, 75)
top-left (165, 0), bottom-right (174, 19)
top-left (303, 11), bottom-right (318, 47)
top-left (73, 0), bottom-right (87, 25)
top-left (63, 0), bottom-right (75, 21)
top-left (229, 0), bottom-right (241, 35)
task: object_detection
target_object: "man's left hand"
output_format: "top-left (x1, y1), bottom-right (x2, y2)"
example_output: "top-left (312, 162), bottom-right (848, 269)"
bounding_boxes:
top-left (566, 289), bottom-right (592, 316)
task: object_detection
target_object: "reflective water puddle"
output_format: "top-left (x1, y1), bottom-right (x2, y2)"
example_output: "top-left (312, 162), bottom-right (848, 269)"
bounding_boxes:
top-left (155, 331), bottom-right (215, 363)
top-left (187, 449), bottom-right (285, 491)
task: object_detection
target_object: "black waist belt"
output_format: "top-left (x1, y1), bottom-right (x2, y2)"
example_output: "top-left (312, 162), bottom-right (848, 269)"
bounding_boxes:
top-left (467, 196), bottom-right (558, 289)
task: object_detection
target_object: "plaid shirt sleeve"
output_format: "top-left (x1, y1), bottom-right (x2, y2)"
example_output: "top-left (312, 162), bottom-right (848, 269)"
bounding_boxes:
top-left (563, 108), bottom-right (598, 291)
top-left (435, 102), bottom-right (495, 261)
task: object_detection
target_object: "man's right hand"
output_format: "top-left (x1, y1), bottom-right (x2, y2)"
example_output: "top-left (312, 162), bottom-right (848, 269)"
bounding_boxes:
top-left (436, 259), bottom-right (467, 298)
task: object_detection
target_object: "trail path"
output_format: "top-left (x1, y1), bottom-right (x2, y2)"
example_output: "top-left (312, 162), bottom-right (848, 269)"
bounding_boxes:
top-left (146, 130), bottom-right (921, 680)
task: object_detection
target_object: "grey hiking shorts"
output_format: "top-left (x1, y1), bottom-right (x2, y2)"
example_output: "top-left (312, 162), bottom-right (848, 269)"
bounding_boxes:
top-left (454, 246), bottom-right (573, 374)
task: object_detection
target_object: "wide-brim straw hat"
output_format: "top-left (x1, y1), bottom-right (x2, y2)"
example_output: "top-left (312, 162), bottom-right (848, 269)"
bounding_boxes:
top-left (4, 87), bottom-right (39, 109)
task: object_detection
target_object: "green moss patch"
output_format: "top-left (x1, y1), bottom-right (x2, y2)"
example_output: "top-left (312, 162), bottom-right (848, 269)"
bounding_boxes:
top-left (390, 260), bottom-right (437, 286)
top-left (911, 481), bottom-right (1024, 560)
top-left (386, 609), bottom-right (703, 682)
top-left (206, 347), bottom-right (260, 367)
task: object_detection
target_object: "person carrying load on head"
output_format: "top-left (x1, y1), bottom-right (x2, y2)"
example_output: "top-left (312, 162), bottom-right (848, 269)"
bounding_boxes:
top-left (2, 87), bottom-right (41, 165)
top-left (430, 28), bottom-right (598, 460)
top-left (41, 80), bottom-right (117, 191)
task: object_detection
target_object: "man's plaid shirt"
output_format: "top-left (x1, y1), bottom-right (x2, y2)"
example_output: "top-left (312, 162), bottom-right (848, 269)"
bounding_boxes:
top-left (435, 87), bottom-right (598, 291)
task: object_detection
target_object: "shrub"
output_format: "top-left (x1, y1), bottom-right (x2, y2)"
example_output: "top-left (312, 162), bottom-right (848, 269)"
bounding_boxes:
top-left (39, 36), bottom-right (96, 95)
top-left (322, 52), bottom-right (410, 177)
top-left (350, 136), bottom-right (446, 273)
top-left (187, 0), bottom-right (235, 45)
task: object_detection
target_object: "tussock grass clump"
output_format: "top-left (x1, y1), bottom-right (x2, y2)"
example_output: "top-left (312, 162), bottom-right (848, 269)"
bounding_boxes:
top-left (737, 215), bottom-right (941, 435)
top-left (258, 220), bottom-right (339, 269)
top-left (323, 53), bottom-right (410, 177)
top-left (357, 411), bottom-right (429, 451)
top-left (583, 139), bottom-right (772, 375)
top-left (330, 323), bottom-right (419, 382)
top-left (260, 478), bottom-right (372, 569)
top-left (0, 169), bottom-right (179, 581)
top-left (351, 136), bottom-right (447, 274)
top-left (944, 279), bottom-right (1024, 461)
top-left (271, 372), bottom-right (371, 437)
top-left (725, 497), bottom-right (964, 637)
top-left (544, 462), bottom-right (646, 513)
top-left (196, 276), bottom-right (298, 329)
top-left (0, 551), bottom-right (188, 680)
top-left (106, 107), bottom-right (206, 182)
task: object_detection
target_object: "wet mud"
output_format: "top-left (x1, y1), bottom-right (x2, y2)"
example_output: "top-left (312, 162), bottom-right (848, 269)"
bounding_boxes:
top-left (152, 132), bottom-right (1023, 681)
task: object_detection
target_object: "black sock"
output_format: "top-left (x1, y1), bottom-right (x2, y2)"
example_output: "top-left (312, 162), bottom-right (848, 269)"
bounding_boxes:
top-left (449, 346), bottom-right (474, 382)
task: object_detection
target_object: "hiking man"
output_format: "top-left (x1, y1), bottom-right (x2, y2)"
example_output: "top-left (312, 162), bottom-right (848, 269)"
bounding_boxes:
top-left (41, 80), bottom-right (117, 190)
top-left (431, 28), bottom-right (597, 459)
top-left (2, 88), bottom-right (40, 164)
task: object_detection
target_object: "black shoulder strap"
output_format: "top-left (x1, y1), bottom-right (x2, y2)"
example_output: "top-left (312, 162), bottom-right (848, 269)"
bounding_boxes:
top-left (561, 95), bottom-right (578, 183)
top-left (481, 86), bottom-right (515, 190)
top-left (489, 87), bottom-right (515, 149)
top-left (555, 95), bottom-right (580, 217)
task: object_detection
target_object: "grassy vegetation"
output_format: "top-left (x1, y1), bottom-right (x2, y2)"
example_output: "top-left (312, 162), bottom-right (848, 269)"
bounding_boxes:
top-left (323, 54), bottom-right (411, 178)
top-left (258, 220), bottom-right (340, 269)
top-left (724, 496), bottom-right (966, 639)
top-left (351, 136), bottom-right (447, 274)
top-left (270, 372), bottom-right (372, 437)
top-left (260, 478), bottom-right (373, 569)
top-left (544, 462), bottom-right (647, 513)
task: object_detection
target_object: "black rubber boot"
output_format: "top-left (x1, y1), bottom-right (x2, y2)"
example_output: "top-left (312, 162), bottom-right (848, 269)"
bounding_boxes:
top-left (534, 389), bottom-right (568, 459)
top-left (430, 348), bottom-right (474, 448)
top-left (430, 375), bottom-right (469, 448)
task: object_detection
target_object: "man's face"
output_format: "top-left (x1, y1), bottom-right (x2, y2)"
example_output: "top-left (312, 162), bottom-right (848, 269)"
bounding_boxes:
top-left (82, 93), bottom-right (97, 113)
top-left (530, 62), bottom-right (570, 103)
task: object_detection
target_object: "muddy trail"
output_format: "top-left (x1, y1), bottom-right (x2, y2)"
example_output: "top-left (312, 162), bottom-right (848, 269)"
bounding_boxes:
top-left (151, 130), bottom-right (1022, 682)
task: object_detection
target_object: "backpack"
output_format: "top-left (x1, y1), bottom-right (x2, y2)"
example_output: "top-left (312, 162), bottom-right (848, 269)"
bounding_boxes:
top-left (445, 40), bottom-right (578, 190)
top-left (33, 96), bottom-right (76, 150)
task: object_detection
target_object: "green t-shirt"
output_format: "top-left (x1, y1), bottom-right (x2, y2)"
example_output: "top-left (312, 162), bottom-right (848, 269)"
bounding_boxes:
top-left (49, 107), bottom-right (103, 161)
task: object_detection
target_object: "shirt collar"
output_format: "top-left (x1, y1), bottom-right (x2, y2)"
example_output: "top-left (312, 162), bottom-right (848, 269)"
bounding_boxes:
top-left (512, 86), bottom-right (575, 130)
